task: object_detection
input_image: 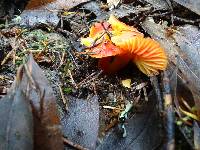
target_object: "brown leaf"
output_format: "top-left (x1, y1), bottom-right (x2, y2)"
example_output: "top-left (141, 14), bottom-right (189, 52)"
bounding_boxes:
top-left (25, 0), bottom-right (90, 10)
top-left (0, 88), bottom-right (33, 150)
top-left (61, 96), bottom-right (99, 149)
top-left (15, 54), bottom-right (64, 150)
top-left (20, 0), bottom-right (90, 26)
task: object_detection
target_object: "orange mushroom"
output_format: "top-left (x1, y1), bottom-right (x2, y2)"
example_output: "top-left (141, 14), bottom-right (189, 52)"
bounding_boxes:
top-left (81, 19), bottom-right (134, 73)
top-left (108, 14), bottom-right (143, 37)
top-left (80, 15), bottom-right (167, 76)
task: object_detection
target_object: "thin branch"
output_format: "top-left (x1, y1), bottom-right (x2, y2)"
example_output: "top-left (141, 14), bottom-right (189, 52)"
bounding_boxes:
top-left (63, 137), bottom-right (89, 150)
top-left (162, 71), bottom-right (175, 150)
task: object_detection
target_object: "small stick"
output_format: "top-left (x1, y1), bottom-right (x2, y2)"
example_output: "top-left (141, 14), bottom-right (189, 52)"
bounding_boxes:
top-left (103, 106), bottom-right (123, 110)
top-left (77, 72), bottom-right (96, 87)
top-left (58, 85), bottom-right (68, 110)
top-left (77, 71), bottom-right (102, 88)
top-left (91, 82), bottom-right (97, 95)
top-left (173, 16), bottom-right (200, 25)
top-left (165, 0), bottom-right (174, 25)
top-left (104, 118), bottom-right (118, 132)
top-left (63, 137), bottom-right (89, 150)
top-left (67, 69), bottom-right (78, 89)
top-left (150, 76), bottom-right (163, 112)
top-left (143, 86), bottom-right (148, 101)
top-left (58, 51), bottom-right (66, 69)
top-left (1, 49), bottom-right (14, 66)
top-left (24, 64), bottom-right (36, 89)
top-left (162, 71), bottom-right (175, 150)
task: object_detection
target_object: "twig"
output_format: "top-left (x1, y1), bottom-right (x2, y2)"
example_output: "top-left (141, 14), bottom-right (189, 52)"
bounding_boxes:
top-left (165, 0), bottom-right (174, 25)
top-left (103, 106), bottom-right (123, 110)
top-left (148, 11), bottom-right (171, 17)
top-left (77, 71), bottom-right (102, 88)
top-left (173, 16), bottom-right (200, 25)
top-left (63, 137), bottom-right (89, 150)
top-left (1, 49), bottom-right (14, 66)
top-left (77, 72), bottom-right (96, 87)
top-left (162, 71), bottom-right (175, 150)
top-left (58, 85), bottom-right (68, 110)
top-left (58, 51), bottom-right (66, 69)
top-left (67, 69), bottom-right (78, 89)
top-left (67, 47), bottom-right (79, 68)
top-left (143, 86), bottom-right (148, 101)
top-left (24, 64), bottom-right (37, 90)
top-left (91, 82), bottom-right (97, 95)
top-left (150, 76), bottom-right (163, 112)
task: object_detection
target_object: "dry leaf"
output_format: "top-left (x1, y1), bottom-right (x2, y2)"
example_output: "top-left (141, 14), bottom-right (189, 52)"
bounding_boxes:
top-left (121, 79), bottom-right (131, 88)
top-left (0, 89), bottom-right (33, 150)
top-left (14, 54), bottom-right (64, 150)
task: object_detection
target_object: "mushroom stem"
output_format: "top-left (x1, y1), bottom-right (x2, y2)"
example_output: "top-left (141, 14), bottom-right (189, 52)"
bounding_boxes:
top-left (98, 53), bottom-right (131, 74)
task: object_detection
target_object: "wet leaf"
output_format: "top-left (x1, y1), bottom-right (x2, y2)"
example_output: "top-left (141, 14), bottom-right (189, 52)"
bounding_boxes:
top-left (194, 121), bottom-right (200, 149)
top-left (20, 0), bottom-right (90, 26)
top-left (0, 88), bottom-right (33, 150)
top-left (15, 54), bottom-right (64, 150)
top-left (61, 96), bottom-right (99, 149)
top-left (172, 0), bottom-right (200, 15)
top-left (142, 19), bottom-right (200, 106)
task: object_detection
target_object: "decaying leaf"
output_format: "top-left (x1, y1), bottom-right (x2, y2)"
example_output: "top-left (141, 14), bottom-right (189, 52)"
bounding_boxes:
top-left (142, 19), bottom-right (200, 106)
top-left (0, 88), bottom-right (33, 150)
top-left (61, 96), bottom-right (99, 149)
top-left (194, 121), bottom-right (200, 149)
top-left (25, 0), bottom-right (90, 10)
top-left (13, 54), bottom-right (64, 150)
top-left (20, 0), bottom-right (90, 26)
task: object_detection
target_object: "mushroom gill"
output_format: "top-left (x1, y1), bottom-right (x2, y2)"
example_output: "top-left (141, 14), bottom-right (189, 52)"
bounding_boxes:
top-left (112, 36), bottom-right (167, 76)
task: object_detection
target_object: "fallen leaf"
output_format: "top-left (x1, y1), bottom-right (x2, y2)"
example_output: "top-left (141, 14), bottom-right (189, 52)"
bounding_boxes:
top-left (0, 88), bottom-right (33, 150)
top-left (25, 0), bottom-right (90, 10)
top-left (13, 54), bottom-right (64, 150)
top-left (172, 0), bottom-right (200, 15)
top-left (20, 0), bottom-right (90, 26)
top-left (61, 96), bottom-right (99, 149)
top-left (194, 121), bottom-right (200, 149)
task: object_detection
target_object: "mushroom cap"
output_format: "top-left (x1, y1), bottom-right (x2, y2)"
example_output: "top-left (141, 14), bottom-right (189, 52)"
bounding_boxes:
top-left (112, 35), bottom-right (167, 76)
top-left (108, 14), bottom-right (143, 36)
top-left (81, 21), bottom-right (126, 58)
top-left (82, 39), bottom-right (125, 58)
top-left (89, 22), bottom-right (111, 38)
top-left (81, 22), bottom-right (111, 47)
